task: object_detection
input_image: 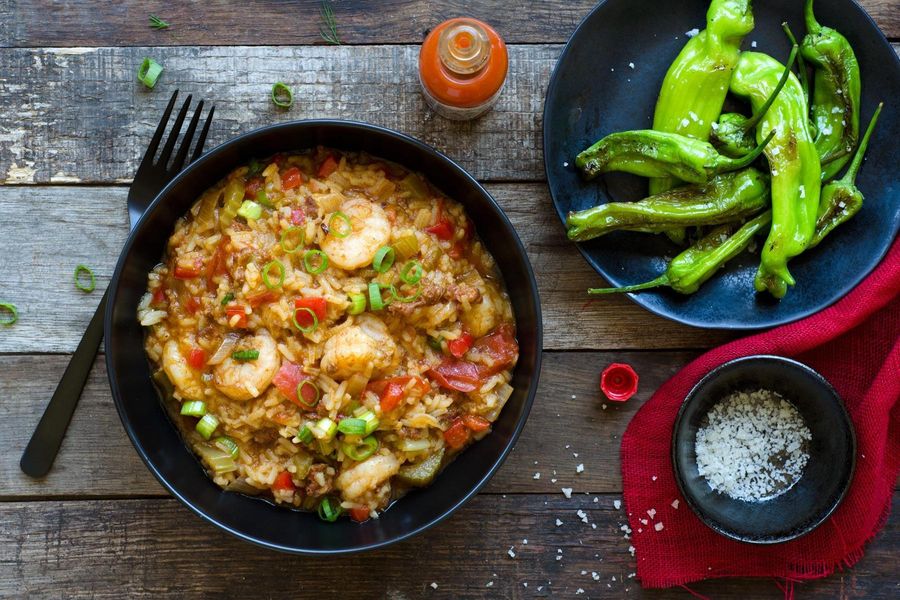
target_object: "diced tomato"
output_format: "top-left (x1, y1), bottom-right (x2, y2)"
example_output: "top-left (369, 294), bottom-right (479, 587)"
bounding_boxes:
top-left (425, 220), bottom-right (454, 241)
top-left (443, 418), bottom-right (470, 449)
top-left (471, 324), bottom-right (519, 376)
top-left (186, 347), bottom-right (206, 370)
top-left (272, 470), bottom-right (296, 492)
top-left (174, 260), bottom-right (203, 280)
top-left (244, 177), bottom-right (264, 198)
top-left (281, 166), bottom-right (304, 190)
top-left (317, 154), bottom-right (339, 178)
top-left (151, 288), bottom-right (166, 305)
top-left (349, 506), bottom-right (371, 523)
top-left (272, 361), bottom-right (316, 406)
top-left (247, 290), bottom-right (280, 308)
top-left (184, 296), bottom-right (201, 315)
top-left (380, 381), bottom-right (406, 412)
top-left (463, 414), bottom-right (491, 433)
top-left (290, 208), bottom-right (305, 225)
top-left (294, 297), bottom-right (327, 328)
top-left (225, 305), bottom-right (248, 328)
top-left (447, 332), bottom-right (474, 358)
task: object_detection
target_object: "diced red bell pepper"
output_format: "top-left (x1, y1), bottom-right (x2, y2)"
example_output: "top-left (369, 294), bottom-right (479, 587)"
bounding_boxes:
top-left (380, 381), bottom-right (406, 412)
top-left (349, 506), bottom-right (371, 523)
top-left (447, 332), bottom-right (474, 358)
top-left (151, 288), bottom-right (167, 306)
top-left (184, 296), bottom-right (201, 315)
top-left (294, 297), bottom-right (327, 328)
top-left (244, 177), bottom-right (264, 198)
top-left (443, 418), bottom-right (470, 449)
top-left (290, 208), bottom-right (305, 225)
top-left (471, 324), bottom-right (519, 376)
top-left (225, 305), bottom-right (248, 328)
top-left (463, 414), bottom-right (491, 432)
top-left (272, 361), bottom-right (316, 407)
top-left (186, 347), bottom-right (206, 370)
top-left (365, 376), bottom-right (430, 412)
top-left (272, 470), bottom-right (296, 492)
top-left (174, 259), bottom-right (203, 280)
top-left (247, 290), bottom-right (280, 308)
top-left (317, 155), bottom-right (339, 179)
top-left (425, 220), bottom-right (454, 241)
top-left (427, 359), bottom-right (482, 393)
top-left (281, 166), bottom-right (304, 190)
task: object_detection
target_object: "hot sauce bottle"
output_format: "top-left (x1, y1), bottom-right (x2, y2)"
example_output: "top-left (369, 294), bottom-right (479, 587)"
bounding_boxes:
top-left (418, 18), bottom-right (509, 120)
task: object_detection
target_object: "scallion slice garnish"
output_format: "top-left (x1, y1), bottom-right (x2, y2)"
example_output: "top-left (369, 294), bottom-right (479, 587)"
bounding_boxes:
top-left (74, 264), bottom-right (96, 293)
top-left (0, 302), bottom-right (18, 326)
top-left (280, 227), bottom-right (305, 254)
top-left (221, 292), bottom-right (235, 306)
top-left (347, 293), bottom-right (366, 315)
top-left (213, 436), bottom-right (240, 459)
top-left (137, 57), bottom-right (163, 89)
top-left (352, 408), bottom-right (380, 435)
top-left (196, 414), bottom-right (219, 440)
top-left (400, 260), bottom-right (423, 284)
top-left (180, 401), bottom-right (207, 417)
top-left (295, 424), bottom-right (314, 444)
top-left (311, 417), bottom-right (338, 441)
top-left (231, 349), bottom-right (260, 361)
top-left (292, 307), bottom-right (319, 334)
top-left (271, 82), bottom-right (294, 108)
top-left (262, 259), bottom-right (285, 289)
top-left (317, 497), bottom-right (342, 522)
top-left (368, 282), bottom-right (384, 311)
top-left (372, 246), bottom-right (395, 273)
top-left (328, 211), bottom-right (352, 238)
top-left (149, 15), bottom-right (170, 29)
top-left (342, 435), bottom-right (379, 461)
top-left (389, 283), bottom-right (422, 304)
top-left (237, 200), bottom-right (263, 220)
top-left (337, 417), bottom-right (367, 435)
top-left (303, 249), bottom-right (328, 274)
top-left (296, 380), bottom-right (321, 408)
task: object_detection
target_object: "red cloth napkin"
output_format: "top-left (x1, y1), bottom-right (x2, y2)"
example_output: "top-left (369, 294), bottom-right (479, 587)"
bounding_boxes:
top-left (621, 237), bottom-right (900, 590)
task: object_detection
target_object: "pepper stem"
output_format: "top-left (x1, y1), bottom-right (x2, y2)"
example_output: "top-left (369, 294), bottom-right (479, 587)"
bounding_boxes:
top-left (744, 45), bottom-right (798, 131)
top-left (719, 129), bottom-right (776, 172)
top-left (842, 102), bottom-right (883, 184)
top-left (588, 275), bottom-right (669, 295)
top-left (781, 23), bottom-right (810, 101)
top-left (804, 0), bottom-right (822, 34)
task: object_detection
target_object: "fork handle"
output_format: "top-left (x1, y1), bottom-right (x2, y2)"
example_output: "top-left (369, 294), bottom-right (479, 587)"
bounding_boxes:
top-left (20, 289), bottom-right (107, 477)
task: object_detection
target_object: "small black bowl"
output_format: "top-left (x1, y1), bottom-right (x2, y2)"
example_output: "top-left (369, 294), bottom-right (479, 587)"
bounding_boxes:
top-left (672, 355), bottom-right (855, 544)
top-left (105, 120), bottom-right (542, 554)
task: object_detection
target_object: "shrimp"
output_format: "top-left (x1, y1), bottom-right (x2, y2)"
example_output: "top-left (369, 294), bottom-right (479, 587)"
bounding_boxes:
top-left (335, 452), bottom-right (400, 501)
top-left (162, 340), bottom-right (206, 401)
top-left (213, 330), bottom-right (281, 401)
top-left (320, 314), bottom-right (398, 380)
top-left (319, 197), bottom-right (391, 270)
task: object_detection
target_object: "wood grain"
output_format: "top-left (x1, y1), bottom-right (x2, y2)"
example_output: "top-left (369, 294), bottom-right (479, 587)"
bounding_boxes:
top-left (1, 0), bottom-right (897, 46)
top-left (1, 496), bottom-right (897, 599)
top-left (0, 351), bottom-right (693, 499)
top-left (0, 185), bottom-right (734, 354)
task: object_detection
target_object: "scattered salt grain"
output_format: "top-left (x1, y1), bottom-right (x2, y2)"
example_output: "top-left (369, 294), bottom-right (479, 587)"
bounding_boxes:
top-left (592, 523), bottom-right (597, 529)
top-left (602, 404), bottom-right (608, 410)
top-left (551, 478), bottom-right (558, 483)
top-left (562, 488), bottom-right (573, 498)
top-left (508, 546), bottom-right (516, 558)
top-left (523, 539), bottom-right (528, 544)
top-left (486, 581), bottom-right (494, 587)
top-left (655, 522), bottom-right (664, 531)
top-left (799, 185), bottom-right (806, 199)
top-left (671, 499), bottom-right (680, 509)
top-left (647, 508), bottom-right (656, 519)
top-left (556, 555), bottom-right (563, 561)
top-left (576, 464), bottom-right (584, 473)
top-left (533, 472), bottom-right (541, 480)
top-left (629, 545), bottom-right (636, 556)
top-left (685, 28), bottom-right (700, 37)
top-left (680, 118), bottom-right (690, 128)
top-left (614, 500), bottom-right (622, 509)
top-left (629, 62), bottom-right (635, 69)
top-left (563, 161), bottom-right (569, 168)
top-left (640, 519), bottom-right (648, 525)
top-left (751, 40), bottom-right (758, 47)
top-left (651, 476), bottom-right (657, 481)
top-left (430, 583), bottom-right (438, 589)
top-left (576, 589), bottom-right (585, 595)
top-left (592, 572), bottom-right (600, 581)
top-left (689, 111), bottom-right (699, 122)
top-left (573, 452), bottom-right (579, 458)
top-left (556, 518), bottom-right (564, 527)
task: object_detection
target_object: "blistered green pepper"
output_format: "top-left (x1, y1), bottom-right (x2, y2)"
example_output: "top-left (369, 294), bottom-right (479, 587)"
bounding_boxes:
top-left (712, 46), bottom-right (797, 157)
top-left (730, 51), bottom-right (821, 299)
top-left (566, 168), bottom-right (769, 242)
top-left (588, 211), bottom-right (771, 295)
top-left (575, 129), bottom-right (773, 183)
top-left (801, 0), bottom-right (861, 180)
top-left (809, 103), bottom-right (881, 249)
top-left (396, 448), bottom-right (445, 487)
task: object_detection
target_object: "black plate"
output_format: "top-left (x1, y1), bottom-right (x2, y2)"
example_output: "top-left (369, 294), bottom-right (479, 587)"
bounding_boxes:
top-left (105, 120), bottom-right (542, 554)
top-left (672, 356), bottom-right (855, 543)
top-left (543, 0), bottom-right (900, 329)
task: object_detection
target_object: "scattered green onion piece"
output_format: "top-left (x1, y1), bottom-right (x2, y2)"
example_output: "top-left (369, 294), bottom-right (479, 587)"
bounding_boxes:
top-left (271, 82), bottom-right (294, 108)
top-left (372, 246), bottom-right (395, 273)
top-left (0, 302), bottom-right (18, 326)
top-left (280, 227), bottom-right (305, 254)
top-left (427, 336), bottom-right (443, 351)
top-left (328, 211), bottom-right (352, 238)
top-left (291, 307), bottom-right (319, 334)
top-left (148, 15), bottom-right (170, 29)
top-left (231, 349), bottom-right (260, 361)
top-left (347, 293), bottom-right (366, 315)
top-left (352, 409), bottom-right (380, 435)
top-left (389, 283), bottom-right (422, 304)
top-left (137, 57), bottom-right (163, 89)
top-left (295, 425), bottom-right (314, 444)
top-left (220, 292), bottom-right (235, 306)
top-left (262, 259), bottom-right (285, 289)
top-left (337, 418), bottom-right (367, 435)
top-left (74, 264), bottom-right (96, 293)
top-left (296, 380), bottom-right (321, 408)
top-left (342, 435), bottom-right (379, 461)
top-left (196, 414), bottom-right (219, 440)
top-left (180, 400), bottom-right (207, 417)
top-left (311, 417), bottom-right (338, 441)
top-left (368, 282), bottom-right (384, 311)
top-left (400, 260), bottom-right (423, 285)
top-left (213, 436), bottom-right (240, 459)
top-left (303, 249), bottom-right (328, 274)
top-left (237, 200), bottom-right (263, 220)
top-left (317, 497), bottom-right (342, 522)
top-left (255, 189), bottom-right (273, 208)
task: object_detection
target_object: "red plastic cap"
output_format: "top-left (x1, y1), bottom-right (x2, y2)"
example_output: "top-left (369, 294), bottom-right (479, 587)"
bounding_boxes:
top-left (600, 363), bottom-right (639, 402)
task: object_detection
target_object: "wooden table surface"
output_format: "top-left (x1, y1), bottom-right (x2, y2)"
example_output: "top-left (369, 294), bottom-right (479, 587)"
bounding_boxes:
top-left (1, 1), bottom-right (897, 598)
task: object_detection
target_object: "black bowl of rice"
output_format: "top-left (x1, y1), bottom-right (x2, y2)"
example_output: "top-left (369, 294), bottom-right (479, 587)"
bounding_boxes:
top-left (672, 355), bottom-right (855, 544)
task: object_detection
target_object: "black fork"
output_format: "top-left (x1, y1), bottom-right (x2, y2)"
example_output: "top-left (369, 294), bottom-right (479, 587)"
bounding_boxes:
top-left (20, 91), bottom-right (215, 478)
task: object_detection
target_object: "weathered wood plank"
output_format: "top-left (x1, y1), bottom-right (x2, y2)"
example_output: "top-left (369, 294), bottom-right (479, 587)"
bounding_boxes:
top-left (0, 351), bottom-right (693, 498)
top-left (2, 0), bottom-right (897, 46)
top-left (0, 185), bottom-right (733, 354)
top-left (0, 496), bottom-right (897, 599)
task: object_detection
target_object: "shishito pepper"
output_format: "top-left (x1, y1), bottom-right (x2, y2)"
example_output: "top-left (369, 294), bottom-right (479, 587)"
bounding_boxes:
top-left (801, 0), bottom-right (862, 181)
top-left (809, 103), bottom-right (882, 249)
top-left (588, 211), bottom-right (771, 295)
top-left (730, 51), bottom-right (821, 299)
top-left (575, 129), bottom-right (773, 183)
top-left (566, 168), bottom-right (769, 242)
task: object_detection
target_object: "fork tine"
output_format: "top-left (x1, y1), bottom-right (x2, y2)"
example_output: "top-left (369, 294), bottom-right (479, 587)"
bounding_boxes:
top-left (157, 94), bottom-right (192, 169)
top-left (136, 90), bottom-right (178, 174)
top-left (191, 104), bottom-right (215, 164)
top-left (170, 100), bottom-right (204, 173)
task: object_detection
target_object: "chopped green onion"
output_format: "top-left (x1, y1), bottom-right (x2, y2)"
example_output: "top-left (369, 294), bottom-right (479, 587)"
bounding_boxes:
top-left (292, 307), bottom-right (319, 334)
top-left (342, 435), bottom-right (379, 461)
top-left (280, 226), bottom-right (305, 254)
top-left (389, 283), bottom-right (422, 304)
top-left (328, 211), bottom-right (352, 238)
top-left (347, 293), bottom-right (366, 315)
top-left (262, 259), bottom-right (285, 289)
top-left (149, 15), bottom-right (170, 29)
top-left (237, 200), bottom-right (263, 220)
top-left (368, 282), bottom-right (385, 311)
top-left (427, 335), bottom-right (443, 351)
top-left (400, 260), bottom-right (423, 284)
top-left (397, 438), bottom-right (431, 452)
top-left (372, 246), bottom-right (395, 273)
top-left (352, 408), bottom-right (380, 435)
top-left (0, 302), bottom-right (18, 326)
top-left (317, 497), bottom-right (342, 522)
top-left (311, 417), bottom-right (338, 441)
top-left (137, 57), bottom-right (163, 89)
top-left (393, 234), bottom-right (419, 260)
top-left (296, 380), bottom-right (320, 408)
top-left (303, 249), bottom-right (328, 274)
top-left (255, 189), bottom-right (273, 208)
top-left (271, 82), bottom-right (294, 108)
top-left (74, 264), bottom-right (96, 293)
top-left (196, 443), bottom-right (237, 474)
top-left (213, 436), bottom-right (240, 459)
top-left (196, 414), bottom-right (219, 439)
top-left (337, 417), bottom-right (367, 435)
top-left (180, 400), bottom-right (207, 417)
top-left (231, 349), bottom-right (260, 361)
top-left (295, 424), bottom-right (314, 444)
top-left (220, 292), bottom-right (235, 306)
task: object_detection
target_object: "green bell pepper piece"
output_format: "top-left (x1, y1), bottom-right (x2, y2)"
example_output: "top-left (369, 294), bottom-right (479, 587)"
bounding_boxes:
top-left (396, 448), bottom-right (445, 487)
